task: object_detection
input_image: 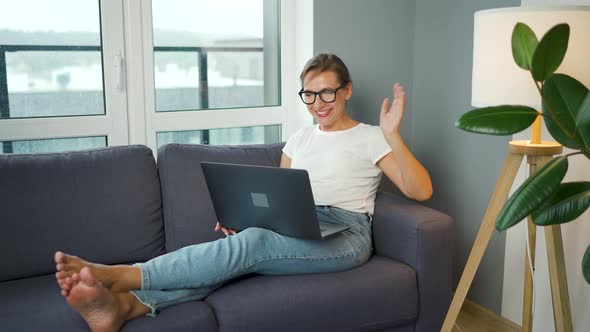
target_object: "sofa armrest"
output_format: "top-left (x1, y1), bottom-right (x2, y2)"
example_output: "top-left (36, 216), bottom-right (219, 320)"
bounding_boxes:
top-left (372, 191), bottom-right (454, 332)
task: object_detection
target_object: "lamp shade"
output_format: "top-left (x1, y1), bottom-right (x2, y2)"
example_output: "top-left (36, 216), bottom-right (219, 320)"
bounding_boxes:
top-left (472, 6), bottom-right (590, 108)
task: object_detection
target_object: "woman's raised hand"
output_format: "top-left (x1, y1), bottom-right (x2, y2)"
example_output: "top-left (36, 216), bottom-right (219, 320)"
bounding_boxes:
top-left (379, 83), bottom-right (406, 137)
top-left (215, 221), bottom-right (237, 236)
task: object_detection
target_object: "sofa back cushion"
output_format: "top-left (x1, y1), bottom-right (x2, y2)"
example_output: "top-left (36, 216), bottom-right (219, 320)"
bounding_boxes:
top-left (157, 143), bottom-right (284, 252)
top-left (0, 145), bottom-right (165, 282)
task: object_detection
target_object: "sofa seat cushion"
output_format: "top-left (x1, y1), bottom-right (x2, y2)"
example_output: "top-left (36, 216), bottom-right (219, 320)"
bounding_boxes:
top-left (0, 274), bottom-right (218, 332)
top-left (205, 256), bottom-right (418, 332)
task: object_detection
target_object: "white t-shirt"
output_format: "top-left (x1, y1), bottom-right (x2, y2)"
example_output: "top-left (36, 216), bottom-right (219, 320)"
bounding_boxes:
top-left (282, 123), bottom-right (392, 215)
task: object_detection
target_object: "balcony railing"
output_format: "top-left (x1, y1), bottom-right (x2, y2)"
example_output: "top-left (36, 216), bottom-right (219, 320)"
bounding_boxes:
top-left (0, 44), bottom-right (263, 153)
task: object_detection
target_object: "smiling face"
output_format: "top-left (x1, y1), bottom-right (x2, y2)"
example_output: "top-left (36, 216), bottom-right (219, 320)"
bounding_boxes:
top-left (301, 70), bottom-right (353, 131)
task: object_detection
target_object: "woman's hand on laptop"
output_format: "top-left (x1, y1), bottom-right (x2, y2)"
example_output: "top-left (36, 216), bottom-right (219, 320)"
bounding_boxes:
top-left (215, 221), bottom-right (237, 236)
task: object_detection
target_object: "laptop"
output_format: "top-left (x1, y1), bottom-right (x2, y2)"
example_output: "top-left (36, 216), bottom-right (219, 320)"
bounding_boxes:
top-left (201, 162), bottom-right (349, 240)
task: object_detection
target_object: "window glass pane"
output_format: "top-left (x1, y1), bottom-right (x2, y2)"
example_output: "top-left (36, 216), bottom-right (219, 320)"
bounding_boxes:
top-left (207, 52), bottom-right (265, 109)
top-left (0, 136), bottom-right (107, 155)
top-left (154, 51), bottom-right (201, 111)
top-left (152, 0), bottom-right (280, 112)
top-left (157, 124), bottom-right (281, 147)
top-left (0, 0), bottom-right (105, 119)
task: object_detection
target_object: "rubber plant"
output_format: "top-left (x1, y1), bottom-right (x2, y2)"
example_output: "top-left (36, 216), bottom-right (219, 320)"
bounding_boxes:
top-left (455, 22), bottom-right (590, 283)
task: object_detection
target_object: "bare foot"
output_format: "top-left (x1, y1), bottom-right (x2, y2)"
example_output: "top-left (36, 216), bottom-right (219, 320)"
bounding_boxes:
top-left (55, 252), bottom-right (116, 290)
top-left (55, 251), bottom-right (141, 292)
top-left (64, 267), bottom-right (128, 332)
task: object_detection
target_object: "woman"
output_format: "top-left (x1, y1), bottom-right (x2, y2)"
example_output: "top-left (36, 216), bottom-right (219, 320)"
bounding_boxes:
top-left (55, 53), bottom-right (432, 332)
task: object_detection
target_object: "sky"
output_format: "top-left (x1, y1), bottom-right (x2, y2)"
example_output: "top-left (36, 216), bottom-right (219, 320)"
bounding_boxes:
top-left (0, 0), bottom-right (264, 37)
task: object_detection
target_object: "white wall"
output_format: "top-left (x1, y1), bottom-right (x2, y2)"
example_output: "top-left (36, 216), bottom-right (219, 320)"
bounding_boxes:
top-left (501, 1), bottom-right (590, 331)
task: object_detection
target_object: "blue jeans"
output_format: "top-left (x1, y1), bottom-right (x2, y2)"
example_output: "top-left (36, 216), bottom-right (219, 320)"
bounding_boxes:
top-left (131, 206), bottom-right (373, 316)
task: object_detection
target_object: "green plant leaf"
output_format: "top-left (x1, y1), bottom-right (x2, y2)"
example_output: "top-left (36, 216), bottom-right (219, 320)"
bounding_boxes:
top-left (532, 182), bottom-right (590, 226)
top-left (584, 245), bottom-right (590, 284)
top-left (512, 23), bottom-right (538, 70)
top-left (531, 24), bottom-right (569, 81)
top-left (543, 74), bottom-right (589, 149)
top-left (455, 105), bottom-right (538, 136)
top-left (496, 156), bottom-right (568, 231)
top-left (575, 92), bottom-right (590, 145)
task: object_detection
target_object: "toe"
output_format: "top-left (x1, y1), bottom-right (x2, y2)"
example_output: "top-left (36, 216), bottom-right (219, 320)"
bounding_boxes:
top-left (59, 280), bottom-right (71, 292)
top-left (55, 251), bottom-right (66, 264)
top-left (79, 267), bottom-right (97, 286)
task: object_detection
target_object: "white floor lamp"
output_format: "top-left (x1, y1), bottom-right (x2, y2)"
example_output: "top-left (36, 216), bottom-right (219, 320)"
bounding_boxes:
top-left (442, 6), bottom-right (590, 332)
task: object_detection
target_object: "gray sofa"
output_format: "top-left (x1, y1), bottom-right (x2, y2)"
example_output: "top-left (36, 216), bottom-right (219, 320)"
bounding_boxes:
top-left (0, 143), bottom-right (453, 332)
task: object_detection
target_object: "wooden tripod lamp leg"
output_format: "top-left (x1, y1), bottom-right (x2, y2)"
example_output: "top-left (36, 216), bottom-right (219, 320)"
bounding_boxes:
top-left (526, 155), bottom-right (572, 332)
top-left (522, 215), bottom-right (536, 332)
top-left (441, 152), bottom-right (524, 332)
top-left (522, 155), bottom-right (544, 332)
top-left (545, 224), bottom-right (573, 332)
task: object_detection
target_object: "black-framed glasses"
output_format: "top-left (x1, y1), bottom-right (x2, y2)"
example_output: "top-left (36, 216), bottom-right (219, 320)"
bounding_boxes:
top-left (298, 81), bottom-right (349, 105)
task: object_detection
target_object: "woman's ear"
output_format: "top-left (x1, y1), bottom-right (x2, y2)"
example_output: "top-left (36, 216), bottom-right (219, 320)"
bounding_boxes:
top-left (345, 82), bottom-right (352, 100)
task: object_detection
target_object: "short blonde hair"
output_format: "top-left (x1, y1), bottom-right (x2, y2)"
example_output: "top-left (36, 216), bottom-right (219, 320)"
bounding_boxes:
top-left (299, 53), bottom-right (351, 86)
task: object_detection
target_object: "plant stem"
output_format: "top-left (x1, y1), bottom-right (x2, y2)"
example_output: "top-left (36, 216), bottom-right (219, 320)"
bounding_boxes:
top-left (535, 80), bottom-right (543, 97)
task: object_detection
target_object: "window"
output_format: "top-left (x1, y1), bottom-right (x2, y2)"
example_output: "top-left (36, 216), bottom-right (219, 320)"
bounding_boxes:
top-left (0, 0), bottom-right (310, 154)
top-left (0, 0), bottom-right (128, 154)
top-left (0, 1), bottom-right (104, 119)
top-left (142, 0), bottom-right (285, 150)
top-left (151, 0), bottom-right (280, 112)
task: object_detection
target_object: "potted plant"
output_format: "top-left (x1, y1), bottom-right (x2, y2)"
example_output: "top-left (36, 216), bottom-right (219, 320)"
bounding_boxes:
top-left (455, 22), bottom-right (590, 283)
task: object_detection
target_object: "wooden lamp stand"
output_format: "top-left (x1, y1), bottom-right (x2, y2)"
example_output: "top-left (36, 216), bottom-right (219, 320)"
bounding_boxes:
top-left (441, 117), bottom-right (573, 332)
